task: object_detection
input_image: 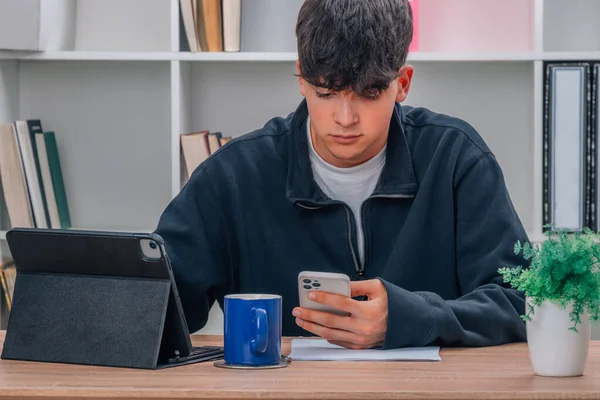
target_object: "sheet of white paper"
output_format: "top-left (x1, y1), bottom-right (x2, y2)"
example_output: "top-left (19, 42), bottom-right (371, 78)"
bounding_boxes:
top-left (289, 338), bottom-right (441, 361)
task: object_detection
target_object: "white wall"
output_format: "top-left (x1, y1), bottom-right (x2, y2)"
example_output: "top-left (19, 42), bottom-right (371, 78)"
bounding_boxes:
top-left (543, 0), bottom-right (600, 51)
top-left (18, 61), bottom-right (172, 232)
top-left (74, 0), bottom-right (171, 51)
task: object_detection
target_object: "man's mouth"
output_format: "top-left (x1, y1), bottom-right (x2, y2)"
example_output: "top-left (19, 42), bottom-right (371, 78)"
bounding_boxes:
top-left (331, 134), bottom-right (361, 144)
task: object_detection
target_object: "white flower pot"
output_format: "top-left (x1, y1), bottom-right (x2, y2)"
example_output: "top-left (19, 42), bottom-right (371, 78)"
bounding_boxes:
top-left (526, 297), bottom-right (591, 377)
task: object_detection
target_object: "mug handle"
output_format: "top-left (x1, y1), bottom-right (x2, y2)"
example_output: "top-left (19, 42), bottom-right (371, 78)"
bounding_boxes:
top-left (250, 307), bottom-right (268, 354)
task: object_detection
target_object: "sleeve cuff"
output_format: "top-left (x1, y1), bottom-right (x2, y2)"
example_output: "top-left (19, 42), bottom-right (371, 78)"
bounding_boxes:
top-left (378, 278), bottom-right (436, 349)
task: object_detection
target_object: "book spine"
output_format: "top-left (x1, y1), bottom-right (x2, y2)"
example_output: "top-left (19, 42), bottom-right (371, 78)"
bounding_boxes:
top-left (222, 0), bottom-right (241, 52)
top-left (27, 119), bottom-right (51, 228)
top-left (44, 132), bottom-right (71, 229)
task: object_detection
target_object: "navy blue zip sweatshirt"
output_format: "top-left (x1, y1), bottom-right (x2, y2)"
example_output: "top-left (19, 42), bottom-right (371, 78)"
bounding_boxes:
top-left (154, 99), bottom-right (530, 349)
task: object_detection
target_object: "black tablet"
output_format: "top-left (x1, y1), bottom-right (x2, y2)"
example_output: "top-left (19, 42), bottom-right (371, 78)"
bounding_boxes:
top-left (1, 228), bottom-right (223, 369)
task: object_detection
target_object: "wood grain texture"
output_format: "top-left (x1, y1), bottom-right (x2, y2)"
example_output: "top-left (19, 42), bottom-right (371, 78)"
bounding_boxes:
top-left (0, 331), bottom-right (598, 399)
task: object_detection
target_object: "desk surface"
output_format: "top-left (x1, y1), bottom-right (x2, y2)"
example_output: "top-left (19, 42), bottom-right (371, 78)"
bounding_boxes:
top-left (0, 331), bottom-right (599, 400)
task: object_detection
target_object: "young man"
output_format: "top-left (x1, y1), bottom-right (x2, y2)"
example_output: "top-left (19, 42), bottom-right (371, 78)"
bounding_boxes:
top-left (154, 0), bottom-right (530, 350)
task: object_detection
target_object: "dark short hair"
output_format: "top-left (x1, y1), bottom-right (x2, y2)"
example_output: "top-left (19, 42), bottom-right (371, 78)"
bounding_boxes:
top-left (296, 0), bottom-right (413, 98)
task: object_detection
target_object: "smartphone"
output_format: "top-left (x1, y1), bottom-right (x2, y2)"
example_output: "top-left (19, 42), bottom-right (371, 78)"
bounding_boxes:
top-left (298, 271), bottom-right (351, 317)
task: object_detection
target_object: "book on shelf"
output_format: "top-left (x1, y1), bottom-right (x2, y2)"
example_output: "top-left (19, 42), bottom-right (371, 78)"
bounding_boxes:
top-left (14, 120), bottom-right (48, 229)
top-left (180, 130), bottom-right (232, 183)
top-left (201, 0), bottom-right (224, 52)
top-left (0, 123), bottom-right (33, 229)
top-left (180, 0), bottom-right (240, 52)
top-left (0, 258), bottom-right (15, 311)
top-left (37, 132), bottom-right (72, 230)
top-left (222, 0), bottom-right (241, 52)
top-left (0, 120), bottom-right (71, 231)
top-left (181, 130), bottom-right (210, 181)
top-left (207, 131), bottom-right (223, 154)
top-left (180, 0), bottom-right (199, 52)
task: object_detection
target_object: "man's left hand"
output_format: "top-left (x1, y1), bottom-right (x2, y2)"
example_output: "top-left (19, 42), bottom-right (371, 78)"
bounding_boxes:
top-left (292, 278), bottom-right (388, 349)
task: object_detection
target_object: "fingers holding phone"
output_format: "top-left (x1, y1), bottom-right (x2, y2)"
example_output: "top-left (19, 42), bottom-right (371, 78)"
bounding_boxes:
top-left (294, 272), bottom-right (389, 349)
top-left (297, 271), bottom-right (351, 316)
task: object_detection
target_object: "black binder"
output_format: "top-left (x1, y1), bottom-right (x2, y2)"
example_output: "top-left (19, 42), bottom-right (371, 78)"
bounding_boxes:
top-left (1, 228), bottom-right (223, 369)
top-left (542, 61), bottom-right (592, 232)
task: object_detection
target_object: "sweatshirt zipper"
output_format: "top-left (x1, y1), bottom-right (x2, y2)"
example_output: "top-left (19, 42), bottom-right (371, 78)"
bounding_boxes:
top-left (343, 205), bottom-right (361, 278)
top-left (360, 193), bottom-right (415, 275)
top-left (297, 201), bottom-right (362, 278)
top-left (297, 193), bottom-right (415, 279)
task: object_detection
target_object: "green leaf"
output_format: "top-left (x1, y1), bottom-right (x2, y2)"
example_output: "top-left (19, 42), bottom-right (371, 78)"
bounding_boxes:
top-left (501, 229), bottom-right (600, 330)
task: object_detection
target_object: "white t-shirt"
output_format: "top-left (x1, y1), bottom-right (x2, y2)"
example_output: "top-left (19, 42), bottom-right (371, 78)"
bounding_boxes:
top-left (307, 117), bottom-right (386, 266)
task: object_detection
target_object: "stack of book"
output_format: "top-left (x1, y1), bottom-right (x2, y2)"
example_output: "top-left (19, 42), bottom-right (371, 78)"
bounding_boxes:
top-left (180, 0), bottom-right (241, 52)
top-left (0, 120), bottom-right (71, 230)
top-left (180, 130), bottom-right (232, 182)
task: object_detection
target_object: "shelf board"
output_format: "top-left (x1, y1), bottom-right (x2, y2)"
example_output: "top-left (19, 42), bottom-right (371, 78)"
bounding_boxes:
top-left (540, 51), bottom-right (600, 61)
top-left (177, 51), bottom-right (298, 62)
top-left (1, 50), bottom-right (600, 62)
top-left (3, 50), bottom-right (600, 63)
top-left (0, 51), bottom-right (298, 62)
top-left (408, 52), bottom-right (538, 62)
top-left (0, 51), bottom-right (177, 61)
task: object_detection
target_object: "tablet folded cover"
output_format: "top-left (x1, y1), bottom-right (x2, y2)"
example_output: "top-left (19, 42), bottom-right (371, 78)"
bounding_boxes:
top-left (1, 231), bottom-right (172, 370)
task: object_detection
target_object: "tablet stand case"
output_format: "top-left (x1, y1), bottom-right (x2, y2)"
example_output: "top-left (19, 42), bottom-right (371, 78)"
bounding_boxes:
top-left (0, 230), bottom-right (222, 370)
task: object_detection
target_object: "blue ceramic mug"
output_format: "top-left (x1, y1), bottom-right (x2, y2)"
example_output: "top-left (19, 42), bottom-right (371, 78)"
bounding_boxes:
top-left (223, 294), bottom-right (282, 366)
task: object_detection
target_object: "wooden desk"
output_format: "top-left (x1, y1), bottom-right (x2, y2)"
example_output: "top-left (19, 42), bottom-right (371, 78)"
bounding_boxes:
top-left (0, 331), bottom-right (598, 399)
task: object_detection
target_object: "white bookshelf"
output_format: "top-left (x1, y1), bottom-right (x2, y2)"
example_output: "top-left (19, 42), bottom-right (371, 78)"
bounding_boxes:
top-left (0, 0), bottom-right (598, 335)
top-left (7, 51), bottom-right (600, 62)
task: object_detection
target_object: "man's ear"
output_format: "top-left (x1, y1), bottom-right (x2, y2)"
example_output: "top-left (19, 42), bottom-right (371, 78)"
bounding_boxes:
top-left (396, 65), bottom-right (414, 103)
top-left (297, 60), bottom-right (307, 97)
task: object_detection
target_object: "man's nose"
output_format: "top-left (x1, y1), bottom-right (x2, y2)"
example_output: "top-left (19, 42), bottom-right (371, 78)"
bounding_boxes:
top-left (333, 97), bottom-right (358, 128)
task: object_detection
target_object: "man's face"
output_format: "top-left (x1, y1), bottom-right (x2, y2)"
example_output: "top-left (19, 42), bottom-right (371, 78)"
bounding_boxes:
top-left (298, 63), bottom-right (413, 168)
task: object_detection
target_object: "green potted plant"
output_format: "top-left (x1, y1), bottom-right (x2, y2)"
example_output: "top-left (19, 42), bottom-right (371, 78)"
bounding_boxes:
top-left (498, 226), bottom-right (600, 377)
